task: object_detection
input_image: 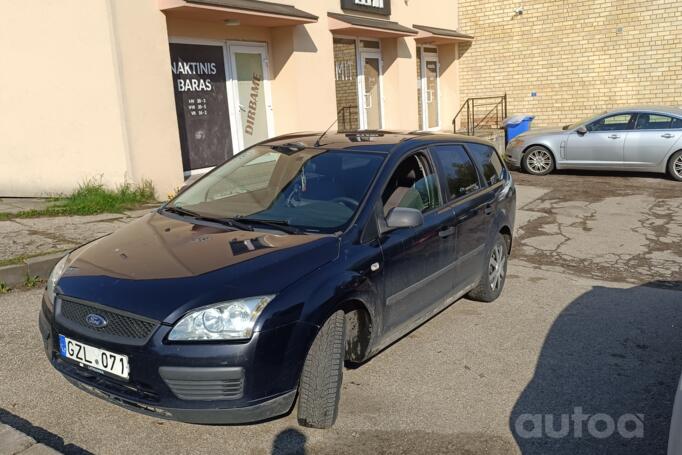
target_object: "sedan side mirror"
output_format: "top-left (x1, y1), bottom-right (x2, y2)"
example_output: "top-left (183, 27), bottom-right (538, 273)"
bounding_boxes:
top-left (383, 207), bottom-right (424, 233)
top-left (576, 126), bottom-right (588, 135)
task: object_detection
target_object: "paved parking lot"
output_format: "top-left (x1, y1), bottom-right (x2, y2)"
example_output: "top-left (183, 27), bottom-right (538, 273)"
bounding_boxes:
top-left (0, 171), bottom-right (680, 454)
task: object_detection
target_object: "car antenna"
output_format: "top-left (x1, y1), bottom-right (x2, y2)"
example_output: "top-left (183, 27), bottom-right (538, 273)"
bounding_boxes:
top-left (314, 108), bottom-right (344, 147)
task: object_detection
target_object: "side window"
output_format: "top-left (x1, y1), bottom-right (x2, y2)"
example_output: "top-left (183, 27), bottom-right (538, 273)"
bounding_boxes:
top-left (673, 117), bottom-right (682, 129)
top-left (431, 145), bottom-right (481, 201)
top-left (587, 114), bottom-right (635, 132)
top-left (382, 152), bottom-right (441, 215)
top-left (635, 114), bottom-right (673, 130)
top-left (467, 143), bottom-right (504, 186)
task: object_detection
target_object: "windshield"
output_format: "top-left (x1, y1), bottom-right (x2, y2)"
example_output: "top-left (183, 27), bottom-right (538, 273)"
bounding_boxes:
top-left (169, 146), bottom-right (385, 233)
top-left (564, 111), bottom-right (608, 130)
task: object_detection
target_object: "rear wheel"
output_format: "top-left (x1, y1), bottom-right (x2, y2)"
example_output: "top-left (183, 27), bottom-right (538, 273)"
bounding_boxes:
top-left (297, 310), bottom-right (346, 429)
top-left (668, 150), bottom-right (682, 182)
top-left (522, 146), bottom-right (555, 176)
top-left (467, 233), bottom-right (508, 302)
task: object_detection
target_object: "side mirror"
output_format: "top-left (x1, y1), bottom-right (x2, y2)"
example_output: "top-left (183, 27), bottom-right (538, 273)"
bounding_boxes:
top-left (383, 207), bottom-right (424, 232)
top-left (576, 126), bottom-right (588, 135)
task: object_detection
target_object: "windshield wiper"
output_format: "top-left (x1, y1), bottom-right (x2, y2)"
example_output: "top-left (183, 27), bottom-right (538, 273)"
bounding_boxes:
top-left (237, 218), bottom-right (305, 235)
top-left (163, 206), bottom-right (254, 231)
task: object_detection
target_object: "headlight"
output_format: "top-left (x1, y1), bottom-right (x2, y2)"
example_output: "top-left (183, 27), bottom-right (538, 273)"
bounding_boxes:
top-left (508, 137), bottom-right (524, 148)
top-left (168, 295), bottom-right (275, 341)
top-left (46, 254), bottom-right (69, 306)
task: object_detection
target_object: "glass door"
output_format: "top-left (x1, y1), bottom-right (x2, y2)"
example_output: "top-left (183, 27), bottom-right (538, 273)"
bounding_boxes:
top-left (227, 43), bottom-right (274, 151)
top-left (419, 47), bottom-right (440, 130)
top-left (359, 49), bottom-right (383, 130)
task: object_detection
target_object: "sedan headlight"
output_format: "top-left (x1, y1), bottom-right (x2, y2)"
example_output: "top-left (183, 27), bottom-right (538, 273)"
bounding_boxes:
top-left (168, 295), bottom-right (275, 341)
top-left (46, 254), bottom-right (69, 306)
top-left (508, 137), bottom-right (525, 148)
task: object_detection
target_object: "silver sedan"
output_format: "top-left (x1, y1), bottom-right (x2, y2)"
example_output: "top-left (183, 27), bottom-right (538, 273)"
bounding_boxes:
top-left (506, 106), bottom-right (682, 181)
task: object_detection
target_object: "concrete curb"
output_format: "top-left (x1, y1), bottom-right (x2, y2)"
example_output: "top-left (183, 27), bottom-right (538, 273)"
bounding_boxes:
top-left (0, 424), bottom-right (61, 454)
top-left (0, 252), bottom-right (65, 288)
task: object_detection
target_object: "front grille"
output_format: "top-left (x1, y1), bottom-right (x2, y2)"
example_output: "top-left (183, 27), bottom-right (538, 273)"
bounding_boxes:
top-left (58, 297), bottom-right (159, 345)
top-left (163, 378), bottom-right (244, 401)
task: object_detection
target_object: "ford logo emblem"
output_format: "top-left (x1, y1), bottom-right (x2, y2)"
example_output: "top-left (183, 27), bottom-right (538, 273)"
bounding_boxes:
top-left (86, 313), bottom-right (108, 328)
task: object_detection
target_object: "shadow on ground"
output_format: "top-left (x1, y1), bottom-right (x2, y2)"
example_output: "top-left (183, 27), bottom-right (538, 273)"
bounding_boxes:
top-left (510, 281), bottom-right (682, 454)
top-left (0, 407), bottom-right (94, 455)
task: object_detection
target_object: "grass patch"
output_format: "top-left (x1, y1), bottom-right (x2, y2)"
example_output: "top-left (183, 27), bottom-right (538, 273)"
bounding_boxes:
top-left (0, 283), bottom-right (10, 294)
top-left (0, 180), bottom-right (156, 220)
top-left (0, 250), bottom-right (69, 268)
top-left (24, 275), bottom-right (41, 288)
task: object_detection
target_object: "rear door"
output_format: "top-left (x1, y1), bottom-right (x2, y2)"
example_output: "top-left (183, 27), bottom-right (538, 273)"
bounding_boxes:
top-left (566, 113), bottom-right (635, 165)
top-left (624, 113), bottom-right (682, 167)
top-left (430, 144), bottom-right (494, 291)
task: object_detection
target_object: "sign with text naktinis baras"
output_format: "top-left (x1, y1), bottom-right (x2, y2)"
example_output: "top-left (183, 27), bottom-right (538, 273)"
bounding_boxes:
top-left (341, 0), bottom-right (391, 16)
top-left (170, 43), bottom-right (233, 172)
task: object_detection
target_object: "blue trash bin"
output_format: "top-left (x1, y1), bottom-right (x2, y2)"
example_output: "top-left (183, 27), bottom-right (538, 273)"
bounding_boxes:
top-left (503, 115), bottom-right (535, 144)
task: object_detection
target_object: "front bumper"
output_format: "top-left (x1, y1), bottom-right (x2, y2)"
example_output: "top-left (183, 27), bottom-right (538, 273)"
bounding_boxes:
top-left (39, 294), bottom-right (314, 424)
top-left (504, 141), bottom-right (525, 169)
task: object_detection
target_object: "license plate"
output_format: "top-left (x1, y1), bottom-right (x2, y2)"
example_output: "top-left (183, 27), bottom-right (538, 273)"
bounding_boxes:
top-left (59, 335), bottom-right (129, 380)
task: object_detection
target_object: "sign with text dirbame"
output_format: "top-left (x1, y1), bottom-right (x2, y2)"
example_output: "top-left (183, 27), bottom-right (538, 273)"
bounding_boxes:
top-left (170, 43), bottom-right (233, 172)
top-left (341, 0), bottom-right (391, 16)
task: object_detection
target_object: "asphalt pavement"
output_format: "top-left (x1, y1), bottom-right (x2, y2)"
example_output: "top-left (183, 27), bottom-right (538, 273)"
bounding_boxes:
top-left (0, 172), bottom-right (680, 454)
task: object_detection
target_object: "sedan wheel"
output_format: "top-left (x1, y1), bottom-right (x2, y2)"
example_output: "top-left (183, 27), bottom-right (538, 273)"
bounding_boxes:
top-left (522, 147), bottom-right (554, 176)
top-left (669, 151), bottom-right (682, 182)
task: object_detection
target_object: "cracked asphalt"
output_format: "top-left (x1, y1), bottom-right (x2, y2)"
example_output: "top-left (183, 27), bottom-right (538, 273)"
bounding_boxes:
top-left (0, 171), bottom-right (681, 454)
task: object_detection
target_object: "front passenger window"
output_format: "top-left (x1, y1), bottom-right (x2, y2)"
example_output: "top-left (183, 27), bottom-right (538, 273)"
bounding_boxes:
top-left (382, 153), bottom-right (441, 215)
top-left (587, 114), bottom-right (635, 132)
top-left (431, 145), bottom-right (481, 200)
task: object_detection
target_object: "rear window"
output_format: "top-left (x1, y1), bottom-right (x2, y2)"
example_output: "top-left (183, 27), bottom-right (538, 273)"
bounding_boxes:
top-left (431, 145), bottom-right (481, 200)
top-left (467, 143), bottom-right (504, 186)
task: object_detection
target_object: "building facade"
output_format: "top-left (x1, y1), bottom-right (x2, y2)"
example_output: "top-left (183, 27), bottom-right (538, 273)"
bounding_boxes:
top-left (0, 0), bottom-right (470, 197)
top-left (458, 0), bottom-right (682, 128)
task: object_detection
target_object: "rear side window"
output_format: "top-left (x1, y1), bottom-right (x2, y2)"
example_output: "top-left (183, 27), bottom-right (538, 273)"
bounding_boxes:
top-left (672, 117), bottom-right (682, 129)
top-left (467, 143), bottom-right (504, 186)
top-left (431, 145), bottom-right (481, 200)
top-left (635, 114), bottom-right (674, 130)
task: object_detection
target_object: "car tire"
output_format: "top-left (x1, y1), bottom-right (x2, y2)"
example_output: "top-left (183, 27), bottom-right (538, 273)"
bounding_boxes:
top-left (297, 310), bottom-right (346, 429)
top-left (668, 150), bottom-right (682, 182)
top-left (521, 146), bottom-right (555, 176)
top-left (467, 233), bottom-right (508, 303)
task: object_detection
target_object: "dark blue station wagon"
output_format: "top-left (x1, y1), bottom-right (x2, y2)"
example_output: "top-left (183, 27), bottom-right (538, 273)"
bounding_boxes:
top-left (39, 131), bottom-right (516, 429)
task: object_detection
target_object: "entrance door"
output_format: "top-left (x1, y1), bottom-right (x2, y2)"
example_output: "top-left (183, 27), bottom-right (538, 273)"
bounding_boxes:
top-left (227, 44), bottom-right (274, 151)
top-left (419, 48), bottom-right (440, 130)
top-left (359, 50), bottom-right (383, 130)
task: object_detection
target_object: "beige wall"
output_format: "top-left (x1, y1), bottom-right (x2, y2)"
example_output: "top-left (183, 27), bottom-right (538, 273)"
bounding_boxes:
top-left (458, 0), bottom-right (682, 127)
top-left (0, 0), bottom-right (462, 197)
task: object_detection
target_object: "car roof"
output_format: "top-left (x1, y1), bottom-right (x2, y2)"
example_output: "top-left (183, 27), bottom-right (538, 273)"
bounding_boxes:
top-left (607, 105), bottom-right (682, 117)
top-left (262, 130), bottom-right (495, 154)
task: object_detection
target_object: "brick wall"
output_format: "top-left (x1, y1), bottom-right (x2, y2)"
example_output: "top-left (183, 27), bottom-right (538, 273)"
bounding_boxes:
top-left (458, 0), bottom-right (682, 127)
top-left (333, 38), bottom-right (360, 131)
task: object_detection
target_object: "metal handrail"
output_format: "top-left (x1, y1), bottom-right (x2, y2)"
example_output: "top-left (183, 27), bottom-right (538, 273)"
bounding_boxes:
top-left (453, 94), bottom-right (507, 136)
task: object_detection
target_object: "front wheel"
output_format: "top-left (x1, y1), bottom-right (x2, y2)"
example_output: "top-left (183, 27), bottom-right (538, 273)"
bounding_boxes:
top-left (297, 310), bottom-right (346, 429)
top-left (668, 150), bottom-right (682, 182)
top-left (467, 234), bottom-right (508, 302)
top-left (522, 146), bottom-right (555, 176)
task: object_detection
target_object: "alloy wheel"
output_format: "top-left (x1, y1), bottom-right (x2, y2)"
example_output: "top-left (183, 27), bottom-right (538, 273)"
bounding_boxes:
top-left (488, 243), bottom-right (506, 291)
top-left (527, 149), bottom-right (552, 174)
top-left (674, 155), bottom-right (682, 179)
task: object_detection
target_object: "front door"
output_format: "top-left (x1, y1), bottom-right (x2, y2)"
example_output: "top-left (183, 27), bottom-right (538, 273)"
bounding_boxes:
top-left (359, 51), bottom-right (383, 130)
top-left (379, 152), bottom-right (453, 335)
top-left (419, 47), bottom-right (440, 130)
top-left (566, 113), bottom-right (635, 165)
top-left (227, 44), bottom-right (274, 151)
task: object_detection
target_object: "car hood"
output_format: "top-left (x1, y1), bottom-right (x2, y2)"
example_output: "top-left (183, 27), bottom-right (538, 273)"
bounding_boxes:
top-left (517, 127), bottom-right (567, 138)
top-left (57, 212), bottom-right (340, 323)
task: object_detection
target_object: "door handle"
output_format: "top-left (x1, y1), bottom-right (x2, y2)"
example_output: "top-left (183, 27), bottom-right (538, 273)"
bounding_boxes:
top-left (662, 133), bottom-right (675, 139)
top-left (608, 134), bottom-right (620, 139)
top-left (438, 226), bottom-right (455, 239)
